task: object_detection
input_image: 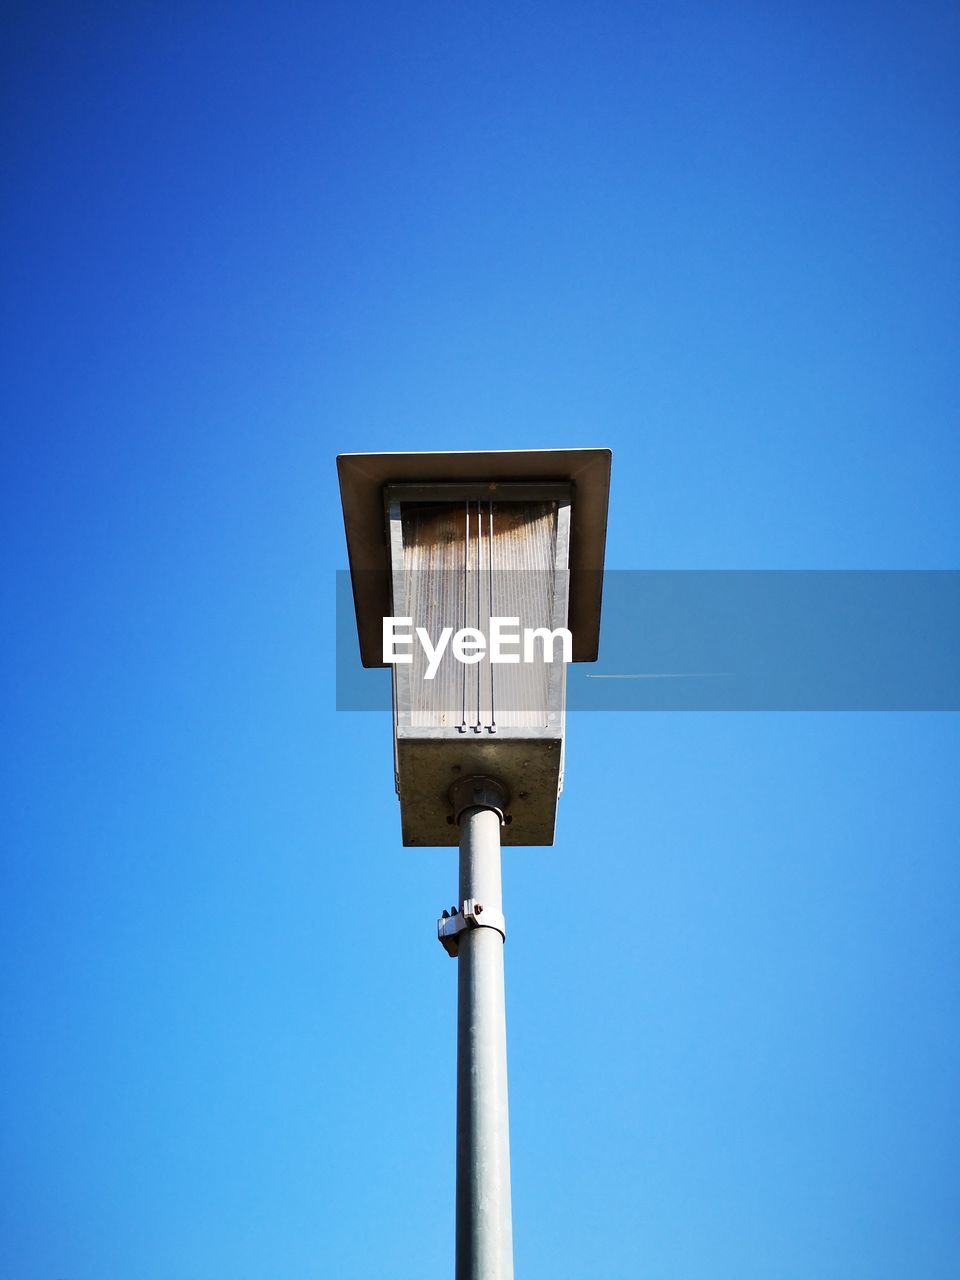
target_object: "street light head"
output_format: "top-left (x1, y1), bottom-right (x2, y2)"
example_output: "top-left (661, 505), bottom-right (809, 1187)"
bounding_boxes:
top-left (337, 448), bottom-right (611, 846)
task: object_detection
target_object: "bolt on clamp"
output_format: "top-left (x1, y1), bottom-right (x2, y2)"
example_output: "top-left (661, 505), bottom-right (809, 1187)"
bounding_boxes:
top-left (437, 898), bottom-right (507, 957)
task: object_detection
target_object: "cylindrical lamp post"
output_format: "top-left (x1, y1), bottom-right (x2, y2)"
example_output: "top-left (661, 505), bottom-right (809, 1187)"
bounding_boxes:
top-left (454, 781), bottom-right (512, 1279)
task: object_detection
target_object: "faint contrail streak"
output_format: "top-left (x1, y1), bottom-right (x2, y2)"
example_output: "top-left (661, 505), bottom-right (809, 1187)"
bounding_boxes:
top-left (584, 672), bottom-right (729, 679)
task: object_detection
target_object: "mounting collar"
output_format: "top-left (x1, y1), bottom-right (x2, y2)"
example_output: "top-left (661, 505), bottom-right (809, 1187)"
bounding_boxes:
top-left (448, 775), bottom-right (510, 825)
top-left (437, 898), bottom-right (507, 957)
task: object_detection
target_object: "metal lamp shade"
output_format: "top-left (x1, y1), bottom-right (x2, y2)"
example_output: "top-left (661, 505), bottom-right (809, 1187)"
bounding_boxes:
top-left (388, 484), bottom-right (571, 845)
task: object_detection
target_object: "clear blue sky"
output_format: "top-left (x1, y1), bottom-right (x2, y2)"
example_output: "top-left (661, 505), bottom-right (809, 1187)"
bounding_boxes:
top-left (2, 3), bottom-right (959, 1277)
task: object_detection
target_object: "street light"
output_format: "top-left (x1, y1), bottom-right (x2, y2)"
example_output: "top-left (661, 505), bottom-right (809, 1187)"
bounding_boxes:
top-left (338, 448), bottom-right (611, 1279)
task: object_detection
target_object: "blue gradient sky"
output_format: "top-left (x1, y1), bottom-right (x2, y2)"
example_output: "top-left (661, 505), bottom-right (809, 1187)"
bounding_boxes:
top-left (2, 4), bottom-right (958, 1278)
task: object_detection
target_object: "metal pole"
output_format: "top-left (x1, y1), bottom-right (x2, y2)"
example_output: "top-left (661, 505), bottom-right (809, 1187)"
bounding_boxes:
top-left (456, 802), bottom-right (513, 1280)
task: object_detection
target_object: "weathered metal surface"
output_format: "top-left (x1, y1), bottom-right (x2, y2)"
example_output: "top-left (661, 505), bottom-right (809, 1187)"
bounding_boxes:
top-left (388, 489), bottom-right (570, 845)
top-left (395, 732), bottom-right (561, 846)
top-left (396, 498), bottom-right (563, 731)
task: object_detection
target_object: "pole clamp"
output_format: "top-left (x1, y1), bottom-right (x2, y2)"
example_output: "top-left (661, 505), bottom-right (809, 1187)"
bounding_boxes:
top-left (437, 898), bottom-right (506, 957)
